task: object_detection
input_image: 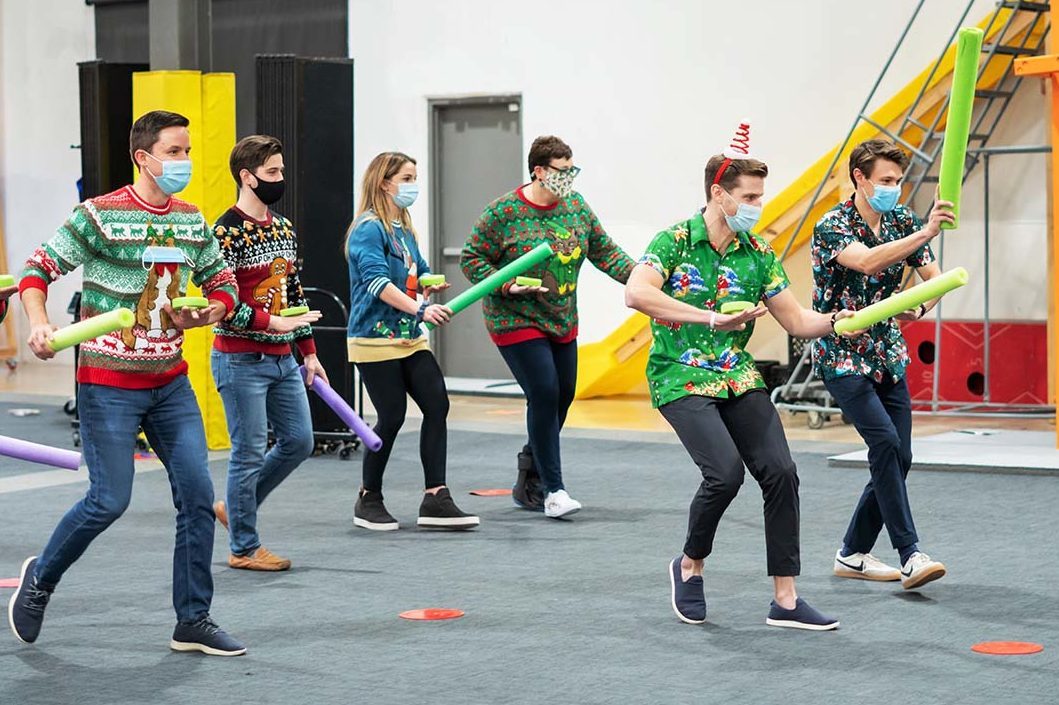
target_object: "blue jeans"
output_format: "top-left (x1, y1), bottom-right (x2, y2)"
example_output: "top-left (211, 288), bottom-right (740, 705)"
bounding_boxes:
top-left (35, 376), bottom-right (215, 623)
top-left (497, 337), bottom-right (578, 494)
top-left (211, 351), bottom-right (314, 556)
top-left (824, 374), bottom-right (919, 554)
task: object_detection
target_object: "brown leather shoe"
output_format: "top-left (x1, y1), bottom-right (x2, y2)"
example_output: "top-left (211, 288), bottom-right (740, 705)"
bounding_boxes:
top-left (213, 501), bottom-right (228, 530)
top-left (228, 547), bottom-right (291, 572)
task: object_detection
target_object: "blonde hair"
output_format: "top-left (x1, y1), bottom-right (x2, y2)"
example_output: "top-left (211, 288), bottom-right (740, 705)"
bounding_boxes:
top-left (344, 151), bottom-right (418, 258)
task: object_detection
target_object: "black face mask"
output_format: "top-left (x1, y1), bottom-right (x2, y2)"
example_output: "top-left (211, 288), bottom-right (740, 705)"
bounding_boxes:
top-left (250, 176), bottom-right (285, 205)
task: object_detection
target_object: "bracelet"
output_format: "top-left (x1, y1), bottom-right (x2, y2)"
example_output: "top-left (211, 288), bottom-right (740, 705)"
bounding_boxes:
top-left (830, 312), bottom-right (839, 331)
top-left (415, 300), bottom-right (430, 324)
top-left (709, 311), bottom-right (717, 330)
top-left (918, 303), bottom-right (927, 319)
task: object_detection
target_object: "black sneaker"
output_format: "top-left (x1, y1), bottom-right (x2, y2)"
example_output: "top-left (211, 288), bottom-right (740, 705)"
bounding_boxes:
top-left (8, 556), bottom-right (52, 644)
top-left (668, 556), bottom-right (706, 624)
top-left (766, 598), bottom-right (840, 631)
top-left (417, 487), bottom-right (480, 530)
top-left (170, 615), bottom-right (246, 656)
top-left (512, 445), bottom-right (544, 512)
top-left (354, 490), bottom-right (399, 531)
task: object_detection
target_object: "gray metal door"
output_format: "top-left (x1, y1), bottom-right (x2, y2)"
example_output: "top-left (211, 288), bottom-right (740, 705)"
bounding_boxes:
top-left (429, 96), bottom-right (522, 380)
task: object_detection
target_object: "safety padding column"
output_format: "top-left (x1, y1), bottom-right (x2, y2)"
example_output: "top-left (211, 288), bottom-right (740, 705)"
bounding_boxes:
top-left (132, 70), bottom-right (236, 450)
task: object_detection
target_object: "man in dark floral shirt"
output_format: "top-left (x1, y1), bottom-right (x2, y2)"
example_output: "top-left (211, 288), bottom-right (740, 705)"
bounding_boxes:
top-left (811, 139), bottom-right (953, 591)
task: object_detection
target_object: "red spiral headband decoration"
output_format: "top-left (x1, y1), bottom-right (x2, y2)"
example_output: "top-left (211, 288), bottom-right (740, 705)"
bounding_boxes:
top-left (712, 121), bottom-right (753, 186)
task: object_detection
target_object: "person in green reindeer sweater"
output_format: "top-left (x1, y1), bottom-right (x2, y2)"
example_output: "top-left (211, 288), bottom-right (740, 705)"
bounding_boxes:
top-left (461, 135), bottom-right (635, 518)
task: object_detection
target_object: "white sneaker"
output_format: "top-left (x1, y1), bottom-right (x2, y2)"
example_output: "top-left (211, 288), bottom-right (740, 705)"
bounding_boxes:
top-left (544, 490), bottom-right (582, 518)
top-left (833, 550), bottom-right (901, 582)
top-left (900, 552), bottom-right (946, 590)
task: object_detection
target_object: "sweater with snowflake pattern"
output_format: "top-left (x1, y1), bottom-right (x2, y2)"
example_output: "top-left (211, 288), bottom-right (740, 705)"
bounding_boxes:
top-left (19, 186), bottom-right (238, 389)
top-left (211, 207), bottom-right (316, 356)
top-left (461, 186), bottom-right (634, 345)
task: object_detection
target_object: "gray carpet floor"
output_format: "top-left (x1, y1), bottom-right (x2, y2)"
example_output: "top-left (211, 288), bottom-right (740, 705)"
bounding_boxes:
top-left (0, 423), bottom-right (1055, 705)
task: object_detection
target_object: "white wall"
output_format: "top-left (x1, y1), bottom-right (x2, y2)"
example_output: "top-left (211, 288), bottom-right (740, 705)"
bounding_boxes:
top-left (0, 0), bottom-right (95, 363)
top-left (0, 1), bottom-right (1046, 366)
top-left (348, 0), bottom-right (1047, 354)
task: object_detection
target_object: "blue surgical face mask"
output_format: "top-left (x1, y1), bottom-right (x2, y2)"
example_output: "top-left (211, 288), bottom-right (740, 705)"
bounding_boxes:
top-left (144, 152), bottom-right (192, 195)
top-left (392, 182), bottom-right (419, 209)
top-left (865, 182), bottom-right (901, 213)
top-left (722, 191), bottom-right (762, 233)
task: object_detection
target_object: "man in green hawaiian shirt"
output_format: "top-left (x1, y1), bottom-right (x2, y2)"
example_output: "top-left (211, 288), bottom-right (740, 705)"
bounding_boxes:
top-left (812, 139), bottom-right (953, 591)
top-left (627, 153), bottom-right (857, 631)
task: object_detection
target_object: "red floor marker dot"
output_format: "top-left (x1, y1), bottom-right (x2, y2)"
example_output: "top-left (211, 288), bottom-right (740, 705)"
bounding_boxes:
top-left (469, 488), bottom-right (512, 497)
top-left (0, 578), bottom-right (20, 589)
top-left (399, 608), bottom-right (464, 621)
top-left (971, 641), bottom-right (1044, 656)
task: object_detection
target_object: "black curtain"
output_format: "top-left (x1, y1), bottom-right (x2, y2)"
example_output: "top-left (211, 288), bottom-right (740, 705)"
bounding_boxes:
top-left (90, 0), bottom-right (348, 137)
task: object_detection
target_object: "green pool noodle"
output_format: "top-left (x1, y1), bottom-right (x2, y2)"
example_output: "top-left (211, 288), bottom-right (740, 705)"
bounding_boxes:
top-left (937, 26), bottom-right (983, 230)
top-left (424, 243), bottom-right (554, 330)
top-left (834, 267), bottom-right (969, 334)
top-left (419, 274), bottom-right (446, 288)
top-left (171, 296), bottom-right (209, 309)
top-left (515, 276), bottom-right (542, 288)
top-left (280, 305), bottom-right (310, 317)
top-left (719, 300), bottom-right (754, 315)
top-left (49, 308), bottom-right (135, 352)
top-left (0, 274), bottom-right (15, 288)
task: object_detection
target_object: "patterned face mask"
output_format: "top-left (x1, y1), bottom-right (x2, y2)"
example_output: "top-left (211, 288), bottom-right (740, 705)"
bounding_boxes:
top-left (542, 166), bottom-right (580, 199)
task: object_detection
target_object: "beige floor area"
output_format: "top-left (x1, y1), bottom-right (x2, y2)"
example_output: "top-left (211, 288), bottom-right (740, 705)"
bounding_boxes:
top-left (2, 360), bottom-right (1053, 445)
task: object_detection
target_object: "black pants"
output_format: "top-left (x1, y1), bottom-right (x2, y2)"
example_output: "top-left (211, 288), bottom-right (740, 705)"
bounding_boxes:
top-left (824, 374), bottom-right (918, 554)
top-left (355, 350), bottom-right (449, 491)
top-left (660, 390), bottom-right (800, 576)
top-left (497, 337), bottom-right (578, 493)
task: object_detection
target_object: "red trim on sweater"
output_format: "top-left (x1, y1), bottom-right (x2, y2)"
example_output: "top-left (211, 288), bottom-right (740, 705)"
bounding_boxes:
top-left (295, 338), bottom-right (317, 357)
top-left (232, 205), bottom-right (273, 227)
top-left (123, 185), bottom-right (173, 215)
top-left (515, 184), bottom-right (560, 211)
top-left (18, 275), bottom-right (48, 296)
top-left (206, 290), bottom-right (236, 316)
top-left (77, 361), bottom-right (189, 389)
top-left (490, 325), bottom-right (578, 347)
top-left (213, 336), bottom-right (295, 356)
top-left (250, 308), bottom-right (272, 331)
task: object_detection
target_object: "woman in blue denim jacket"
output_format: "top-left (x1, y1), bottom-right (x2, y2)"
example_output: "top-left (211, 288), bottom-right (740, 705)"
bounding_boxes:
top-left (344, 151), bottom-right (478, 532)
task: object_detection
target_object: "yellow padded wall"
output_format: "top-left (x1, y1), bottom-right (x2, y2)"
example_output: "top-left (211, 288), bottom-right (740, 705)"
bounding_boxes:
top-left (132, 70), bottom-right (237, 450)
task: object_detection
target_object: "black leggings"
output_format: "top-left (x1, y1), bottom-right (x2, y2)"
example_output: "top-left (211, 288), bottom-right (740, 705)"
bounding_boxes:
top-left (356, 350), bottom-right (449, 491)
top-left (497, 337), bottom-right (578, 493)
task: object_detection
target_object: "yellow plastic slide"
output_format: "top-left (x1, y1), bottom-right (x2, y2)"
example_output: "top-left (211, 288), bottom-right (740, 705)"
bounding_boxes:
top-left (574, 6), bottom-right (1043, 400)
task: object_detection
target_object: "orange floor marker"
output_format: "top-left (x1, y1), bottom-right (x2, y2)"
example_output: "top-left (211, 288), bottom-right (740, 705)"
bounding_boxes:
top-left (971, 641), bottom-right (1044, 655)
top-left (399, 608), bottom-right (464, 621)
top-left (0, 578), bottom-right (19, 588)
top-left (469, 488), bottom-right (512, 496)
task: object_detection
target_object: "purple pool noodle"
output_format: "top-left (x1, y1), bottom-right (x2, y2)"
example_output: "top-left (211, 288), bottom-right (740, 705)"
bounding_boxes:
top-left (299, 366), bottom-right (383, 451)
top-left (0, 434), bottom-right (81, 470)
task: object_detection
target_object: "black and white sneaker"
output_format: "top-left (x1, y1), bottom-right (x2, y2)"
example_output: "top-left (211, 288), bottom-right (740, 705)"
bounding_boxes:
top-left (8, 556), bottom-right (52, 644)
top-left (901, 552), bottom-right (946, 590)
top-left (512, 445), bottom-right (544, 512)
top-left (354, 490), bottom-right (399, 531)
top-left (170, 615), bottom-right (246, 656)
top-left (417, 488), bottom-right (480, 530)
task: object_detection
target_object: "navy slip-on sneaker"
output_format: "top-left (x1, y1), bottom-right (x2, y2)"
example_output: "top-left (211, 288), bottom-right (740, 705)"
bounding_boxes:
top-left (8, 556), bottom-right (52, 644)
top-left (766, 598), bottom-right (839, 631)
top-left (171, 615), bottom-right (246, 656)
top-left (669, 556), bottom-right (706, 624)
